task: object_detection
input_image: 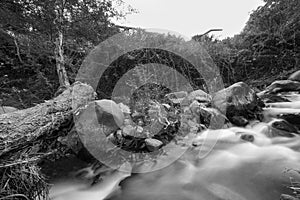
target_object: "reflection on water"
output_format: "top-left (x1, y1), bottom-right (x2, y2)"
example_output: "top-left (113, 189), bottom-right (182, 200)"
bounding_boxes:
top-left (49, 96), bottom-right (300, 200)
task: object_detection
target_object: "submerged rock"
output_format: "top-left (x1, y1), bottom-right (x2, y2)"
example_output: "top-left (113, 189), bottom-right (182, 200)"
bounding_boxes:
top-left (212, 82), bottom-right (264, 126)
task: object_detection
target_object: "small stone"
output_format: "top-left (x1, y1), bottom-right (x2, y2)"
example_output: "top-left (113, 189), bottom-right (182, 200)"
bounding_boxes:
top-left (165, 91), bottom-right (188, 104)
top-left (123, 118), bottom-right (133, 126)
top-left (136, 126), bottom-right (143, 134)
top-left (122, 125), bottom-right (136, 136)
top-left (118, 102), bottom-right (131, 114)
top-left (145, 138), bottom-right (163, 152)
top-left (187, 89), bottom-right (211, 104)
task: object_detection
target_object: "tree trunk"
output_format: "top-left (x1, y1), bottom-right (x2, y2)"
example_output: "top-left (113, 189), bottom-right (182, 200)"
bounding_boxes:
top-left (55, 0), bottom-right (70, 88)
top-left (0, 82), bottom-right (95, 161)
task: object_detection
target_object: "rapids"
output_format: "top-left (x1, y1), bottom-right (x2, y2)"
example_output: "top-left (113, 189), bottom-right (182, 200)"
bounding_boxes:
top-left (49, 92), bottom-right (300, 200)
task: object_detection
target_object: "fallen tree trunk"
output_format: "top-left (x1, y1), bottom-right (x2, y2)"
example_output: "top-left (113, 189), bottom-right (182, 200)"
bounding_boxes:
top-left (0, 81), bottom-right (95, 161)
top-left (0, 82), bottom-right (96, 199)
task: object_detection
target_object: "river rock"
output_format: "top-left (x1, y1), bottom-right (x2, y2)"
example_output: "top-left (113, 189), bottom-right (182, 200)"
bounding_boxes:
top-left (258, 93), bottom-right (290, 103)
top-left (267, 119), bottom-right (298, 137)
top-left (212, 82), bottom-right (264, 126)
top-left (259, 80), bottom-right (300, 95)
top-left (230, 116), bottom-right (249, 127)
top-left (197, 107), bottom-right (228, 129)
top-left (122, 125), bottom-right (136, 137)
top-left (288, 70), bottom-right (300, 82)
top-left (187, 89), bottom-right (211, 105)
top-left (278, 113), bottom-right (300, 129)
top-left (94, 99), bottom-right (125, 135)
top-left (145, 138), bottom-right (163, 152)
top-left (269, 118), bottom-right (299, 134)
top-left (165, 91), bottom-right (188, 105)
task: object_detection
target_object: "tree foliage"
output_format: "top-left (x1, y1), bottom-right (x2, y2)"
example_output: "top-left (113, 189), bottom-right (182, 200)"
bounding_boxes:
top-left (0, 0), bottom-right (135, 108)
top-left (196, 0), bottom-right (300, 88)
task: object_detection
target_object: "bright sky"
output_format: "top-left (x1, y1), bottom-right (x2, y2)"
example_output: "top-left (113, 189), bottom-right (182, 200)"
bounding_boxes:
top-left (116, 0), bottom-right (265, 39)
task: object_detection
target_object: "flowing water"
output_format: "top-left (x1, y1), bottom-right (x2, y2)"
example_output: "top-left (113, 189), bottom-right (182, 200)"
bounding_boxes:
top-left (49, 93), bottom-right (300, 200)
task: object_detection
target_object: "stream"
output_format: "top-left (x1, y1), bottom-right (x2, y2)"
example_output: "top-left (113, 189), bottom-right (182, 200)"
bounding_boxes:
top-left (48, 91), bottom-right (300, 200)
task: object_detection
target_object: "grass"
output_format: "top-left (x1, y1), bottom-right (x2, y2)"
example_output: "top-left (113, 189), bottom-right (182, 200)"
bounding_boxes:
top-left (0, 159), bottom-right (49, 200)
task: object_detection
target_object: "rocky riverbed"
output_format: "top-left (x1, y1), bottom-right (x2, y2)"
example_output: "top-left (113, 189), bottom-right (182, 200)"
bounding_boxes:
top-left (48, 71), bottom-right (300, 200)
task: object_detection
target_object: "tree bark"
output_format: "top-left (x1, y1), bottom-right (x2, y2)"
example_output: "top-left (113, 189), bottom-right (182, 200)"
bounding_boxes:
top-left (55, 0), bottom-right (70, 88)
top-left (0, 82), bottom-right (95, 161)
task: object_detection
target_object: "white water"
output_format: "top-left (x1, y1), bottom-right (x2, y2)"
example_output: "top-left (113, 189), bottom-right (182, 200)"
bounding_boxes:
top-left (50, 92), bottom-right (300, 200)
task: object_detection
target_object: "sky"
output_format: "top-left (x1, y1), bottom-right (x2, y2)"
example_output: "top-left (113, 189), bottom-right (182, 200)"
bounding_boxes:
top-left (115, 0), bottom-right (265, 39)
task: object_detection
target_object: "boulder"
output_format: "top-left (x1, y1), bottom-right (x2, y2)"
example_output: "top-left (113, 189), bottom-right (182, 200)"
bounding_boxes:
top-left (212, 82), bottom-right (264, 126)
top-left (94, 99), bottom-right (125, 135)
top-left (145, 138), bottom-right (163, 152)
top-left (288, 70), bottom-right (300, 82)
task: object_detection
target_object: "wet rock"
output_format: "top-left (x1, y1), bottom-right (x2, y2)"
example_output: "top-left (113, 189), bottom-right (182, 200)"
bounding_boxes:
top-left (269, 118), bottom-right (299, 134)
top-left (288, 70), bottom-right (300, 82)
top-left (145, 138), bottom-right (163, 152)
top-left (212, 82), bottom-right (264, 125)
top-left (94, 99), bottom-right (125, 135)
top-left (258, 93), bottom-right (290, 103)
top-left (278, 113), bottom-right (300, 129)
top-left (259, 80), bottom-right (300, 95)
top-left (240, 133), bottom-right (255, 142)
top-left (230, 116), bottom-right (249, 127)
top-left (198, 107), bottom-right (228, 129)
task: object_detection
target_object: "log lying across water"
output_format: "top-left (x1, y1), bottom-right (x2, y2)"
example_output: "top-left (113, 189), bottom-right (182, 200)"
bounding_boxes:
top-left (0, 82), bottom-right (96, 161)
